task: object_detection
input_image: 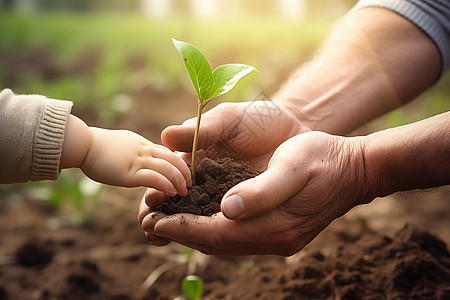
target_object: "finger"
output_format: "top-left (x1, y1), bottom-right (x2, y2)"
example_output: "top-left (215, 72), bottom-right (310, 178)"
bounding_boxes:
top-left (153, 213), bottom-right (232, 248)
top-left (161, 103), bottom-right (239, 152)
top-left (138, 191), bottom-right (172, 246)
top-left (161, 123), bottom-right (194, 153)
top-left (171, 150), bottom-right (219, 169)
top-left (153, 211), bottom-right (310, 256)
top-left (142, 212), bottom-right (167, 232)
top-left (157, 240), bottom-right (280, 256)
top-left (177, 242), bottom-right (291, 256)
top-left (175, 151), bottom-right (192, 165)
top-left (153, 212), bottom-right (282, 251)
top-left (134, 169), bottom-right (177, 196)
top-left (138, 188), bottom-right (167, 225)
top-left (143, 188), bottom-right (168, 209)
top-left (151, 147), bottom-right (192, 187)
top-left (138, 192), bottom-right (152, 224)
top-left (221, 161), bottom-right (309, 220)
top-left (145, 231), bottom-right (171, 246)
top-left (142, 212), bottom-right (171, 246)
top-left (140, 158), bottom-right (188, 196)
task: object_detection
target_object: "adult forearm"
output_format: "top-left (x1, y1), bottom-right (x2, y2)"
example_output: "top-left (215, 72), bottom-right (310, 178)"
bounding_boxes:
top-left (273, 7), bottom-right (441, 135)
top-left (364, 111), bottom-right (450, 199)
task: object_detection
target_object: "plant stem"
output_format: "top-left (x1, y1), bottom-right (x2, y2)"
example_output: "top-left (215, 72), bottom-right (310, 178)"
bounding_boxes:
top-left (191, 101), bottom-right (203, 185)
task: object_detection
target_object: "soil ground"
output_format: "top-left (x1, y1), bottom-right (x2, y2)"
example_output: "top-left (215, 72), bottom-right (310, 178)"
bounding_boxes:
top-left (1, 186), bottom-right (449, 300)
top-left (1, 89), bottom-right (449, 299)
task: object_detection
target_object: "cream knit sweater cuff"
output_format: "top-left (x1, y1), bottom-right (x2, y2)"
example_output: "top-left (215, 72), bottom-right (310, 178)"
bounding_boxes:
top-left (31, 97), bottom-right (73, 181)
top-left (0, 89), bottom-right (73, 183)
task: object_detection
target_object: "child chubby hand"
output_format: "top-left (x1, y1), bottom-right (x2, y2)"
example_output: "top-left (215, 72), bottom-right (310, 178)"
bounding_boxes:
top-left (0, 89), bottom-right (191, 196)
top-left (61, 115), bottom-right (191, 196)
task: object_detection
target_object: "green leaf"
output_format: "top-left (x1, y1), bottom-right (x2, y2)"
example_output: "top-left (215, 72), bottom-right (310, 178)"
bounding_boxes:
top-left (172, 38), bottom-right (213, 100)
top-left (206, 63), bottom-right (259, 104)
top-left (181, 275), bottom-right (203, 300)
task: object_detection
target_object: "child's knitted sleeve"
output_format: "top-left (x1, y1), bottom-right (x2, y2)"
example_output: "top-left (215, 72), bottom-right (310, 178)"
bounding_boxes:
top-left (0, 89), bottom-right (73, 183)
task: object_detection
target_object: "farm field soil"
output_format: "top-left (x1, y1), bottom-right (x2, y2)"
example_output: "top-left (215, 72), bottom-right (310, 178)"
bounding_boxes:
top-left (1, 186), bottom-right (449, 299)
top-left (1, 91), bottom-right (449, 299)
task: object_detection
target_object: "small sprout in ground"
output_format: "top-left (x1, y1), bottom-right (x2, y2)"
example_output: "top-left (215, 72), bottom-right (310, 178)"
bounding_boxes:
top-left (182, 274), bottom-right (204, 300)
top-left (239, 259), bottom-right (255, 269)
top-left (172, 38), bottom-right (259, 185)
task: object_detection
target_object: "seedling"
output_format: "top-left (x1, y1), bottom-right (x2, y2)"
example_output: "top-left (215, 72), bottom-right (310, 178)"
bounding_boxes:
top-left (172, 38), bottom-right (259, 184)
top-left (181, 275), bottom-right (204, 300)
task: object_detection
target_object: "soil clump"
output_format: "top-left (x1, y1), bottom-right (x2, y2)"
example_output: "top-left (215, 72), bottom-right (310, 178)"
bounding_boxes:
top-left (155, 157), bottom-right (260, 216)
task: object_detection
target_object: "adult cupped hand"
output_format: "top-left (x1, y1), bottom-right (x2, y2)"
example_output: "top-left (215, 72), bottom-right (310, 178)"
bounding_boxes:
top-left (139, 102), bottom-right (373, 255)
top-left (160, 101), bottom-right (305, 170)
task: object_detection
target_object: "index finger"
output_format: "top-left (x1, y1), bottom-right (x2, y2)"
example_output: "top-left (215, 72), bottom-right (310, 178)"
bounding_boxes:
top-left (151, 210), bottom-right (299, 256)
top-left (151, 145), bottom-right (192, 187)
top-left (138, 188), bottom-right (166, 224)
top-left (138, 189), bottom-right (172, 246)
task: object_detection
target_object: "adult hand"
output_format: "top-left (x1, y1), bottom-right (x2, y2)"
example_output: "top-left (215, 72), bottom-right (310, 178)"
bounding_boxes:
top-left (161, 101), bottom-right (307, 171)
top-left (139, 131), bottom-right (374, 255)
top-left (138, 99), bottom-right (308, 249)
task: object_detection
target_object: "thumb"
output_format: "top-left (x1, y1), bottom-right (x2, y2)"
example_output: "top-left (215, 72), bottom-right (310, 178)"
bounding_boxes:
top-left (220, 161), bottom-right (309, 219)
top-left (161, 103), bottom-right (240, 152)
top-left (161, 119), bottom-right (196, 152)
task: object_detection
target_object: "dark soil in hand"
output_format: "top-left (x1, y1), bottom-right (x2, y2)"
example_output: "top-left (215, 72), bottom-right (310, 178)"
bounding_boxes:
top-left (155, 157), bottom-right (260, 216)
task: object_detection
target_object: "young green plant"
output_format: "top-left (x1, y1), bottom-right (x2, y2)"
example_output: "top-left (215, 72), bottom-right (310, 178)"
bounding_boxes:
top-left (181, 275), bottom-right (203, 300)
top-left (172, 38), bottom-right (259, 185)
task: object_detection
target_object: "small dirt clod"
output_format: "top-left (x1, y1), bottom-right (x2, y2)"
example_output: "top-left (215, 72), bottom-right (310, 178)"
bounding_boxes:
top-left (154, 157), bottom-right (259, 216)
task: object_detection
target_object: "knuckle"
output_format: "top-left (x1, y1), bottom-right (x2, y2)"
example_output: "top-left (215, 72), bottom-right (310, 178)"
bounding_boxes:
top-left (215, 102), bottom-right (234, 111)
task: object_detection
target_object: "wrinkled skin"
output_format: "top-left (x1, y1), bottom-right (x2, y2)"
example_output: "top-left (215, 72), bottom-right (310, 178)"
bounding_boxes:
top-left (160, 101), bottom-right (304, 170)
top-left (138, 102), bottom-right (373, 256)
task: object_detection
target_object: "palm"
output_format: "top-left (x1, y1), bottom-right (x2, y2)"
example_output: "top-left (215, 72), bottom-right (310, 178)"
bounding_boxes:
top-left (139, 132), bottom-right (368, 256)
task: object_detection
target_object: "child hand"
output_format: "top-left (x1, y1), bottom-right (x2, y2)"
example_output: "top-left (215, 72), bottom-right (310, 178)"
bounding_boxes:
top-left (83, 128), bottom-right (192, 196)
top-left (61, 116), bottom-right (191, 196)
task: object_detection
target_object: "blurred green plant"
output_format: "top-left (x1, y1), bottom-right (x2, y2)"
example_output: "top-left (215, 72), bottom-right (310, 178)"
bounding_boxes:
top-left (2, 11), bottom-right (446, 127)
top-left (23, 169), bottom-right (103, 227)
top-left (181, 275), bottom-right (204, 300)
top-left (0, 11), bottom-right (334, 117)
top-left (178, 245), bottom-right (195, 259)
top-left (239, 260), bottom-right (256, 269)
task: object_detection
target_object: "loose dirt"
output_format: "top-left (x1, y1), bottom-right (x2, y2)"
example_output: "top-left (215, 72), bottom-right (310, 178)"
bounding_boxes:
top-left (155, 157), bottom-right (260, 216)
top-left (1, 199), bottom-right (449, 299)
top-left (201, 224), bottom-right (450, 300)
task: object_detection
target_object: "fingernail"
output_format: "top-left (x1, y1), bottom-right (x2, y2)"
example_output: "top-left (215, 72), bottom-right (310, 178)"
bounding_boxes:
top-left (222, 194), bottom-right (245, 219)
top-left (178, 186), bottom-right (187, 197)
top-left (168, 187), bottom-right (177, 197)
